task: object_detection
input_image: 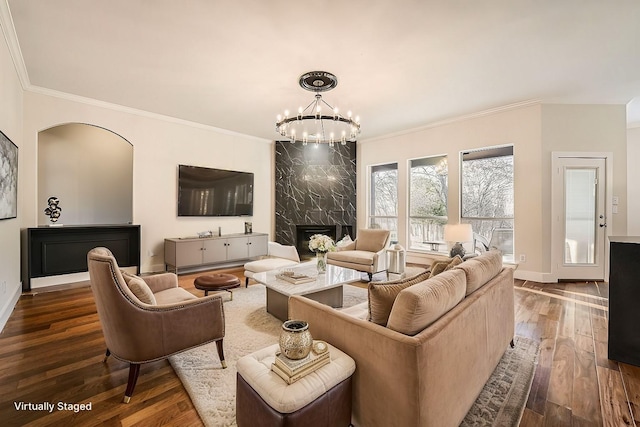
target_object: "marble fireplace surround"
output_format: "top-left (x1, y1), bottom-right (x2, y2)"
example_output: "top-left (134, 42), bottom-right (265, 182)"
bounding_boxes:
top-left (275, 141), bottom-right (357, 256)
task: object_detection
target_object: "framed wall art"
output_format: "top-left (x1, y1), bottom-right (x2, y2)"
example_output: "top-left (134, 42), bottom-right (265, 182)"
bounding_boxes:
top-left (0, 130), bottom-right (18, 220)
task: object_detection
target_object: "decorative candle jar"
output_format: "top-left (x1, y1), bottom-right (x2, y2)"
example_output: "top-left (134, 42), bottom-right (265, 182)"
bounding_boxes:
top-left (279, 320), bottom-right (313, 360)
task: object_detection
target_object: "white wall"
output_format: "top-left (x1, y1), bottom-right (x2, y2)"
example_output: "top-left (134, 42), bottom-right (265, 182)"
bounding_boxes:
top-left (540, 104), bottom-right (628, 279)
top-left (1, 29), bottom-right (633, 330)
top-left (22, 91), bottom-right (273, 277)
top-left (628, 126), bottom-right (640, 235)
top-left (38, 123), bottom-right (133, 225)
top-left (358, 104), bottom-right (543, 277)
top-left (359, 103), bottom-right (628, 282)
top-left (0, 29), bottom-right (24, 331)
top-left (541, 104), bottom-right (628, 235)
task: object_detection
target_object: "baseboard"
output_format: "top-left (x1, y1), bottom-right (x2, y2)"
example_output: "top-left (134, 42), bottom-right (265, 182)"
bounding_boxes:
top-left (514, 269), bottom-right (557, 283)
top-left (29, 266), bottom-right (138, 290)
top-left (0, 282), bottom-right (22, 333)
top-left (143, 262), bottom-right (169, 274)
top-left (408, 253), bottom-right (559, 283)
top-left (31, 272), bottom-right (90, 289)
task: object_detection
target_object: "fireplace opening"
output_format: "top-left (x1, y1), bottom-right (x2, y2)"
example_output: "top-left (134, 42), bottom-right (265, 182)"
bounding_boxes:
top-left (294, 224), bottom-right (355, 259)
top-left (295, 225), bottom-right (337, 260)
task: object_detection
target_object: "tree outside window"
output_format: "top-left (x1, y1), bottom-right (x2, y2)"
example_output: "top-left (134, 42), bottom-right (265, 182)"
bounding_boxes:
top-left (409, 156), bottom-right (448, 252)
top-left (369, 163), bottom-right (398, 242)
top-left (461, 146), bottom-right (514, 261)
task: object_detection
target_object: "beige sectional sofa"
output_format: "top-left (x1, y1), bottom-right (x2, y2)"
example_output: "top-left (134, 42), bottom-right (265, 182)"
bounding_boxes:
top-left (289, 250), bottom-right (514, 427)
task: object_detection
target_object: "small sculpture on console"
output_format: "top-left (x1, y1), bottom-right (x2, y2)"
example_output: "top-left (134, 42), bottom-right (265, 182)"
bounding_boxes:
top-left (44, 197), bottom-right (62, 224)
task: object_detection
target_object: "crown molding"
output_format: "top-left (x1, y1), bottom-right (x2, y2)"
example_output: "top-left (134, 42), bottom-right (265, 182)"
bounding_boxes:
top-left (361, 99), bottom-right (542, 143)
top-left (1, 1), bottom-right (270, 144)
top-left (26, 84), bottom-right (272, 143)
top-left (5, 4), bottom-right (634, 140)
top-left (0, 0), bottom-right (29, 89)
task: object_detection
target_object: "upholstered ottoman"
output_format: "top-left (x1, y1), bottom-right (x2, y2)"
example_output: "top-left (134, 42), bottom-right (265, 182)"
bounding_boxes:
top-left (194, 273), bottom-right (240, 300)
top-left (236, 343), bottom-right (355, 427)
top-left (243, 242), bottom-right (300, 287)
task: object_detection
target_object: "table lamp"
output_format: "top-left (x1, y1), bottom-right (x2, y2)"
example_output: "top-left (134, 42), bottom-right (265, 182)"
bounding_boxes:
top-left (444, 224), bottom-right (473, 258)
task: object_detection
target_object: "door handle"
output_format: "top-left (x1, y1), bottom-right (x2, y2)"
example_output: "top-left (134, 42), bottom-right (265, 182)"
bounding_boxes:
top-left (599, 214), bottom-right (606, 227)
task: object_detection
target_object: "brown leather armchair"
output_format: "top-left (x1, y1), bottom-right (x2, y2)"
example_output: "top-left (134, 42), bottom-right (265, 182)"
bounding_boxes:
top-left (87, 247), bottom-right (226, 403)
top-left (326, 229), bottom-right (391, 281)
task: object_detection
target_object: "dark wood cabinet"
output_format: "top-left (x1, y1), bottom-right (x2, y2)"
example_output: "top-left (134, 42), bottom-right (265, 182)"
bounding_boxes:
top-left (608, 237), bottom-right (640, 367)
top-left (21, 225), bottom-right (140, 291)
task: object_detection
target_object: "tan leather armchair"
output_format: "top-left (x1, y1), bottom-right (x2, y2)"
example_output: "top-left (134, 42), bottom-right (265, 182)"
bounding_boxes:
top-left (87, 247), bottom-right (226, 403)
top-left (326, 229), bottom-right (391, 281)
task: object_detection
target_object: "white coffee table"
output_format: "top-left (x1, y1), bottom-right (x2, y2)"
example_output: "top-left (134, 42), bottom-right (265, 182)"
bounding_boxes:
top-left (252, 261), bottom-right (361, 321)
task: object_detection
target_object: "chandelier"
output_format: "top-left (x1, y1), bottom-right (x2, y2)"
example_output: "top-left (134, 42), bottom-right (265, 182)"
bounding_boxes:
top-left (276, 71), bottom-right (361, 146)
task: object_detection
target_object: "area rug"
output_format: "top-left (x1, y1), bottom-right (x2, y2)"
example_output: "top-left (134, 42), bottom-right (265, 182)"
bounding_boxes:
top-left (169, 284), bottom-right (538, 427)
top-left (168, 284), bottom-right (368, 426)
top-left (460, 335), bottom-right (539, 427)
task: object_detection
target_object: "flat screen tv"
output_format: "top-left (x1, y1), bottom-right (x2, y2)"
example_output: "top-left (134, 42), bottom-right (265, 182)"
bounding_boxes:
top-left (178, 165), bottom-right (254, 217)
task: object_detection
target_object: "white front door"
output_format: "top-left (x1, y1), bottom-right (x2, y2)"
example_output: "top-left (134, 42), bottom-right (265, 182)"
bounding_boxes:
top-left (552, 156), bottom-right (608, 281)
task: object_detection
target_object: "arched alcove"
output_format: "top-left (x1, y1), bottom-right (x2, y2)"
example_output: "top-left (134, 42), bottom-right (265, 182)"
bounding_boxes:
top-left (38, 123), bottom-right (133, 225)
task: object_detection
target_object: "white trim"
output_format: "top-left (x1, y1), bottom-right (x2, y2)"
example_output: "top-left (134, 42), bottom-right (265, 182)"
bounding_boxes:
top-left (407, 153), bottom-right (449, 251)
top-left (30, 272), bottom-right (90, 289)
top-left (0, 2), bottom-right (272, 144)
top-left (514, 269), bottom-right (557, 283)
top-left (26, 85), bottom-right (272, 144)
top-left (361, 99), bottom-right (541, 143)
top-left (367, 161), bottom-right (399, 238)
top-left (550, 152), bottom-right (613, 282)
top-left (0, 282), bottom-right (22, 334)
top-left (0, 0), bottom-right (30, 89)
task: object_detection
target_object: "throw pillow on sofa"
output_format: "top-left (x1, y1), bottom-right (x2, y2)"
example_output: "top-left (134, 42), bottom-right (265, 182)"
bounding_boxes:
top-left (387, 269), bottom-right (466, 335)
top-left (429, 255), bottom-right (463, 278)
top-left (368, 270), bottom-right (432, 326)
top-left (454, 250), bottom-right (502, 295)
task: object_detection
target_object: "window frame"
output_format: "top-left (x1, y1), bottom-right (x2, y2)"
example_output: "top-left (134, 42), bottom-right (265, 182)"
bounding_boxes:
top-left (460, 145), bottom-right (514, 260)
top-left (368, 162), bottom-right (398, 239)
top-left (407, 155), bottom-right (449, 253)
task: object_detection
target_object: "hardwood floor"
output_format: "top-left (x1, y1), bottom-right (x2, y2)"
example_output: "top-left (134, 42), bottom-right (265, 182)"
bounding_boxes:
top-left (516, 279), bottom-right (638, 427)
top-left (0, 269), bottom-right (637, 426)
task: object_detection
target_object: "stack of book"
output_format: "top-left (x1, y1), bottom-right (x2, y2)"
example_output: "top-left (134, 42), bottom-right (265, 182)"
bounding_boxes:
top-left (271, 341), bottom-right (331, 384)
top-left (275, 273), bottom-right (315, 285)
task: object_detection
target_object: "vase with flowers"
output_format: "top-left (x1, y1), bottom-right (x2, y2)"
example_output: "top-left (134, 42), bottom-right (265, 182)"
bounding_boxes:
top-left (308, 234), bottom-right (336, 273)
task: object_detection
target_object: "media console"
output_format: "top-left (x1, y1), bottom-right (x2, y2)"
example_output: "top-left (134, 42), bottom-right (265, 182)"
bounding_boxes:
top-left (164, 232), bottom-right (268, 274)
top-left (21, 224), bottom-right (141, 291)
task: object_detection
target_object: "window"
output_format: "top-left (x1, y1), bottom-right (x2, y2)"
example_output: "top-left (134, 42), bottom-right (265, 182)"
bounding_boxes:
top-left (409, 156), bottom-right (448, 252)
top-left (461, 146), bottom-right (514, 260)
top-left (369, 163), bottom-right (398, 242)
